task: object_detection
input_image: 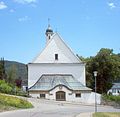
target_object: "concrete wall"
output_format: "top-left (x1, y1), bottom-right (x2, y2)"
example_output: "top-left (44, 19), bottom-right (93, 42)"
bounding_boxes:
top-left (86, 92), bottom-right (101, 104)
top-left (29, 86), bottom-right (101, 104)
top-left (28, 63), bottom-right (86, 88)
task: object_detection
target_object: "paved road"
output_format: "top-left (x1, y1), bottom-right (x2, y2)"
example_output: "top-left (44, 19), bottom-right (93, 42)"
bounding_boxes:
top-left (0, 98), bottom-right (119, 117)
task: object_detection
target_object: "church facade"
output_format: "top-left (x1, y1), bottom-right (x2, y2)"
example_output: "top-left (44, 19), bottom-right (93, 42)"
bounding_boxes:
top-left (28, 25), bottom-right (100, 104)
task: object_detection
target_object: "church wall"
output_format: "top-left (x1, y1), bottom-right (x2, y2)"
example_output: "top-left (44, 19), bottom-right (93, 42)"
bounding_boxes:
top-left (28, 63), bottom-right (86, 88)
top-left (86, 92), bottom-right (101, 104)
top-left (29, 87), bottom-right (101, 104)
top-left (33, 40), bottom-right (73, 63)
top-left (49, 86), bottom-right (72, 100)
top-left (33, 34), bottom-right (81, 64)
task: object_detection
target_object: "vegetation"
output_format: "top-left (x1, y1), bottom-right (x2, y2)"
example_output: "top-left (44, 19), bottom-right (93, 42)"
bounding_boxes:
top-left (93, 112), bottom-right (120, 117)
top-left (0, 79), bottom-right (28, 97)
top-left (0, 58), bottom-right (7, 80)
top-left (0, 103), bottom-right (17, 112)
top-left (0, 58), bottom-right (28, 95)
top-left (7, 64), bottom-right (18, 84)
top-left (0, 80), bottom-right (13, 94)
top-left (0, 58), bottom-right (27, 86)
top-left (0, 59), bottom-right (32, 111)
top-left (0, 93), bottom-right (33, 109)
top-left (102, 94), bottom-right (120, 107)
top-left (5, 60), bottom-right (27, 86)
top-left (78, 48), bottom-right (120, 94)
top-left (103, 94), bottom-right (120, 102)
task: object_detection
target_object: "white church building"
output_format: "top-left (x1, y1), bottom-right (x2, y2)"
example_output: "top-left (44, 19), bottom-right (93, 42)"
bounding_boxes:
top-left (28, 25), bottom-right (101, 104)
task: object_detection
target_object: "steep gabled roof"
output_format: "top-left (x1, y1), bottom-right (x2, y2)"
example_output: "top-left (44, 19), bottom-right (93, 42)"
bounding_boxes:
top-left (32, 33), bottom-right (81, 63)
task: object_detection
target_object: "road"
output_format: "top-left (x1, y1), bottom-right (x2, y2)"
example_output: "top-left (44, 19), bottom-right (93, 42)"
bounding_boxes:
top-left (0, 98), bottom-right (119, 117)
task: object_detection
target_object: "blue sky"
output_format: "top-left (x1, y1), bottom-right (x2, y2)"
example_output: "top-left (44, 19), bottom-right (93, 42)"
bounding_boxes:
top-left (0, 0), bottom-right (120, 63)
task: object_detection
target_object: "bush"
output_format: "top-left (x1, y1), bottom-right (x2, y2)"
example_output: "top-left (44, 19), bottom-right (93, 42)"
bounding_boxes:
top-left (0, 80), bottom-right (13, 94)
top-left (0, 80), bottom-right (28, 97)
top-left (103, 94), bottom-right (120, 102)
top-left (13, 86), bottom-right (28, 97)
top-left (0, 93), bottom-right (33, 108)
top-left (102, 94), bottom-right (120, 107)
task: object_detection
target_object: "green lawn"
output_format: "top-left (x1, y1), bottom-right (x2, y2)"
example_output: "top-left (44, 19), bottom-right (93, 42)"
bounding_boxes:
top-left (0, 93), bottom-right (33, 112)
top-left (93, 112), bottom-right (120, 117)
top-left (0, 103), bottom-right (17, 112)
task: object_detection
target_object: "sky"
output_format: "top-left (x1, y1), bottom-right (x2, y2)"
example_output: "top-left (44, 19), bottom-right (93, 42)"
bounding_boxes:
top-left (0, 0), bottom-right (120, 64)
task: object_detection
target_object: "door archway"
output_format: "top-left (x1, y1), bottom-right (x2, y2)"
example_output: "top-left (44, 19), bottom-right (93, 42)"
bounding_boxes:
top-left (56, 91), bottom-right (66, 101)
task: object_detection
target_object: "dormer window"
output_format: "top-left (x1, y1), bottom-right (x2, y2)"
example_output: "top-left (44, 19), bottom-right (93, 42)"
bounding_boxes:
top-left (55, 54), bottom-right (58, 60)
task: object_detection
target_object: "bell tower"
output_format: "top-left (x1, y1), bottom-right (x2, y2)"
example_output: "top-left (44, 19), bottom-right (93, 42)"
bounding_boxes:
top-left (45, 19), bottom-right (53, 45)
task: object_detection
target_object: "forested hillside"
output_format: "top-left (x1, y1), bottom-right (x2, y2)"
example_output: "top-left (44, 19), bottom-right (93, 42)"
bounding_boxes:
top-left (4, 61), bottom-right (27, 86)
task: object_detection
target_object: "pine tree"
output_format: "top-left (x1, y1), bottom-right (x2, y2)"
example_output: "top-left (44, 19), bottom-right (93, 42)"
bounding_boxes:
top-left (0, 58), bottom-right (6, 80)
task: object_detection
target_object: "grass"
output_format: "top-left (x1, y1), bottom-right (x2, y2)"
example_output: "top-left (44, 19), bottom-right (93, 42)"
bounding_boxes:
top-left (0, 93), bottom-right (33, 112)
top-left (0, 103), bottom-right (17, 112)
top-left (93, 112), bottom-right (120, 117)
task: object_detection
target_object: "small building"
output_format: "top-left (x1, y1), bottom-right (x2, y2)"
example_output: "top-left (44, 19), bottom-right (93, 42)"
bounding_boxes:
top-left (108, 83), bottom-right (120, 96)
top-left (28, 25), bottom-right (101, 104)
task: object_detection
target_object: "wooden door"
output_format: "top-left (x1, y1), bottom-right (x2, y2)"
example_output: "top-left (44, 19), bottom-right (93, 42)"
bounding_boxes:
top-left (56, 91), bottom-right (66, 101)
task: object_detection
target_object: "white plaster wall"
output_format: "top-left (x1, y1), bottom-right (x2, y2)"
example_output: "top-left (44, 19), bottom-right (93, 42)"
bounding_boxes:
top-left (28, 63), bottom-right (86, 88)
top-left (49, 86), bottom-right (72, 100)
top-left (33, 33), bottom-right (80, 63)
top-left (66, 92), bottom-right (96, 103)
top-left (86, 92), bottom-right (101, 104)
top-left (30, 93), bottom-right (50, 99)
top-left (33, 39), bottom-right (72, 63)
top-left (29, 94), bottom-right (40, 98)
top-left (29, 86), bottom-right (101, 104)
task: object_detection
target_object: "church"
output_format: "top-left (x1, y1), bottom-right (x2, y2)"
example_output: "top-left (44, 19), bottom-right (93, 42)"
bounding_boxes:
top-left (28, 25), bottom-right (100, 104)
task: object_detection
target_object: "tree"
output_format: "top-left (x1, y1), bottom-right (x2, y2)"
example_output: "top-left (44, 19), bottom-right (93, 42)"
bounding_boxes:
top-left (15, 77), bottom-right (22, 88)
top-left (88, 48), bottom-right (120, 93)
top-left (0, 58), bottom-right (7, 80)
top-left (80, 48), bottom-right (120, 94)
top-left (7, 64), bottom-right (18, 85)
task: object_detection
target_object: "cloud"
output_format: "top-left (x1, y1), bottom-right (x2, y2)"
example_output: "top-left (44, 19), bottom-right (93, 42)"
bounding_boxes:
top-left (14, 0), bottom-right (37, 4)
top-left (108, 2), bottom-right (116, 9)
top-left (18, 16), bottom-right (30, 22)
top-left (10, 9), bottom-right (15, 13)
top-left (0, 1), bottom-right (7, 10)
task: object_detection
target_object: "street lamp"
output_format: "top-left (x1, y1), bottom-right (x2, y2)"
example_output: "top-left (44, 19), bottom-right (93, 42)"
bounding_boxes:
top-left (93, 71), bottom-right (98, 113)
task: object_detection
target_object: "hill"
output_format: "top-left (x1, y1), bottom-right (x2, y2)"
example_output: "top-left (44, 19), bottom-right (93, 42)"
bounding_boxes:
top-left (4, 61), bottom-right (27, 86)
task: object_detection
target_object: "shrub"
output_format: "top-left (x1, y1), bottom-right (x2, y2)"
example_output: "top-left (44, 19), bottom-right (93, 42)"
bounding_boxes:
top-left (0, 80), bottom-right (28, 97)
top-left (0, 80), bottom-right (13, 94)
top-left (103, 94), bottom-right (120, 102)
top-left (102, 94), bottom-right (120, 107)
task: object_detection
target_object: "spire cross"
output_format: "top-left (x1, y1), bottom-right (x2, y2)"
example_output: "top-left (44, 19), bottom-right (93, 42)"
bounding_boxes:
top-left (48, 18), bottom-right (50, 27)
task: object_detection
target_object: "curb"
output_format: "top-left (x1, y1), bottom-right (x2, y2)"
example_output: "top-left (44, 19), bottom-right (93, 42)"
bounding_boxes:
top-left (76, 112), bottom-right (93, 117)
